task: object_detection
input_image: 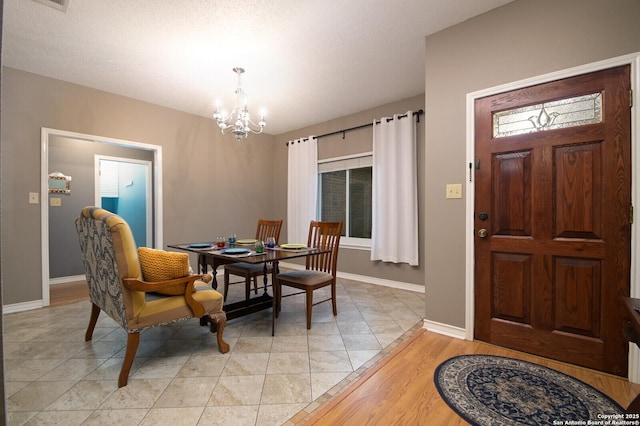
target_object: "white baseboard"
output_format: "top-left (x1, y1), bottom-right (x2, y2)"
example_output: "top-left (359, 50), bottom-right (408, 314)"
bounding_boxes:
top-left (49, 275), bottom-right (86, 285)
top-left (423, 319), bottom-right (467, 340)
top-left (338, 271), bottom-right (425, 293)
top-left (3, 300), bottom-right (44, 314)
top-left (3, 268), bottom-right (425, 314)
top-left (4, 275), bottom-right (87, 313)
top-left (278, 262), bottom-right (425, 293)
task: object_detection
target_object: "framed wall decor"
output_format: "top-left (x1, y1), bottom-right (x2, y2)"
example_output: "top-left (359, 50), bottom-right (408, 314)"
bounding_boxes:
top-left (48, 172), bottom-right (72, 194)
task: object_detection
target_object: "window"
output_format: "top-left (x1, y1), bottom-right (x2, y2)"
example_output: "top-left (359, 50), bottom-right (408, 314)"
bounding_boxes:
top-left (317, 154), bottom-right (372, 248)
top-left (493, 92), bottom-right (602, 138)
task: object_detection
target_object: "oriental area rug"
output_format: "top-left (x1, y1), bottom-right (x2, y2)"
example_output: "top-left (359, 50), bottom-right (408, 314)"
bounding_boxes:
top-left (434, 354), bottom-right (625, 426)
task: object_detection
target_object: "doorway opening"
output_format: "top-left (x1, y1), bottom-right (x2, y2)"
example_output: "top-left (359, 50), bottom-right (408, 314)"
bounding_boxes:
top-left (41, 128), bottom-right (163, 307)
top-left (95, 156), bottom-right (152, 248)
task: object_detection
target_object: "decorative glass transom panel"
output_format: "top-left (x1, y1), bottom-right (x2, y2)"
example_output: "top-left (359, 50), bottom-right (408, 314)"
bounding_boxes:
top-left (493, 93), bottom-right (602, 138)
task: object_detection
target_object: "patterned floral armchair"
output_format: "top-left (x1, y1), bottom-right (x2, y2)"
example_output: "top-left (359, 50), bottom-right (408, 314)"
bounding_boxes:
top-left (75, 206), bottom-right (229, 387)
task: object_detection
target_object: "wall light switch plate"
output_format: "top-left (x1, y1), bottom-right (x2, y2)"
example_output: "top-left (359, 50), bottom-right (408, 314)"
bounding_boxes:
top-left (29, 192), bottom-right (39, 204)
top-left (50, 197), bottom-right (62, 207)
top-left (446, 184), bottom-right (463, 199)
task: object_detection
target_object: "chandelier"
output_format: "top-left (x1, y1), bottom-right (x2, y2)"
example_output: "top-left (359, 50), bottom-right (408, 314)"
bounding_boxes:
top-left (213, 67), bottom-right (266, 140)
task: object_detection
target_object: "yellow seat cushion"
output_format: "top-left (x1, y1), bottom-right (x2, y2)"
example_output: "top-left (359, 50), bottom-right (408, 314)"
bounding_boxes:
top-left (138, 247), bottom-right (193, 295)
top-left (132, 287), bottom-right (224, 330)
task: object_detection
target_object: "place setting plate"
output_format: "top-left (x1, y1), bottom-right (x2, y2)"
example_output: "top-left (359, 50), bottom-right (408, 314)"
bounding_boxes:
top-left (280, 243), bottom-right (308, 250)
top-left (236, 239), bottom-right (258, 245)
top-left (220, 248), bottom-right (251, 255)
top-left (188, 243), bottom-right (213, 249)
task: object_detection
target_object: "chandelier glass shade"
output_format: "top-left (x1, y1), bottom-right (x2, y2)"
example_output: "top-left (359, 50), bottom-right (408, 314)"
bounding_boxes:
top-left (213, 67), bottom-right (266, 140)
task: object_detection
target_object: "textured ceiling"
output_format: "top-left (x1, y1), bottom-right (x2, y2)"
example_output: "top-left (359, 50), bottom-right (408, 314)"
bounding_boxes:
top-left (3, 0), bottom-right (513, 135)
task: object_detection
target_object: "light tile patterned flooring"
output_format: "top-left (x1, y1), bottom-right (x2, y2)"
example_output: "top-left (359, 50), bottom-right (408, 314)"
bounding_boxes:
top-left (4, 277), bottom-right (425, 426)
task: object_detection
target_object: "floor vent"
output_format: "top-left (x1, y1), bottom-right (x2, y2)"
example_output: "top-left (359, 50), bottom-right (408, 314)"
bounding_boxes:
top-left (31, 0), bottom-right (70, 12)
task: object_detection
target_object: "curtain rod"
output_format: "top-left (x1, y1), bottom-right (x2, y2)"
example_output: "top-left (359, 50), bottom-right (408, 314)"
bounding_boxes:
top-left (286, 109), bottom-right (423, 145)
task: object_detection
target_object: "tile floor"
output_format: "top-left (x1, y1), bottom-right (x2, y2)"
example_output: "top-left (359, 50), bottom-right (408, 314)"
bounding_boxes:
top-left (4, 277), bottom-right (425, 426)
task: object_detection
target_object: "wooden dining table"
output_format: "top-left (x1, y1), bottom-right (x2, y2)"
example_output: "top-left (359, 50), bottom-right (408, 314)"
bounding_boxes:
top-left (167, 242), bottom-right (329, 335)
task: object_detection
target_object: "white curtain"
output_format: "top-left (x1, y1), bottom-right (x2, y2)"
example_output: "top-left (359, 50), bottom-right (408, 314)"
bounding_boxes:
top-left (287, 136), bottom-right (318, 245)
top-left (371, 111), bottom-right (419, 266)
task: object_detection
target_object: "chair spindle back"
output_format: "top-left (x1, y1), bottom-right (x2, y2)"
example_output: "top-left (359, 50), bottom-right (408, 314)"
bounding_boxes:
top-left (256, 219), bottom-right (283, 243)
top-left (306, 221), bottom-right (343, 275)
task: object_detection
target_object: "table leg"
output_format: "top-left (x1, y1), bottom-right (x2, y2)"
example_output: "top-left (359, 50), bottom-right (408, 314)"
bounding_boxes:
top-left (211, 265), bottom-right (219, 289)
top-left (271, 260), bottom-right (279, 336)
top-left (262, 263), bottom-right (269, 295)
top-left (198, 254), bottom-right (207, 274)
top-left (204, 256), bottom-right (221, 290)
top-left (198, 254), bottom-right (218, 289)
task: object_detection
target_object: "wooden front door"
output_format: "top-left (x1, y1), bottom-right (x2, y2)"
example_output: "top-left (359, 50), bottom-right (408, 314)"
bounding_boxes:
top-left (474, 65), bottom-right (632, 376)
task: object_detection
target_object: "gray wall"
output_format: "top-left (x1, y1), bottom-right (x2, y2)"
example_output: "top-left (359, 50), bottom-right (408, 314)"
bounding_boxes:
top-left (1, 67), bottom-right (276, 304)
top-left (48, 135), bottom-right (154, 278)
top-left (274, 95), bottom-right (425, 285)
top-left (423, 0), bottom-right (640, 328)
top-left (1, 67), bottom-right (425, 306)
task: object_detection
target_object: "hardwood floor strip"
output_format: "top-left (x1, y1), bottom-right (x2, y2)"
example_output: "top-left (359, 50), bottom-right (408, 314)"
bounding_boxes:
top-left (301, 328), bottom-right (427, 425)
top-left (296, 329), bottom-right (640, 425)
top-left (50, 280), bottom-right (89, 306)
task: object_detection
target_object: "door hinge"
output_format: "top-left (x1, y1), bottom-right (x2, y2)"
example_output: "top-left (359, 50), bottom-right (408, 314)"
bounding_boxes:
top-left (631, 89), bottom-right (634, 108)
top-left (631, 204), bottom-right (634, 225)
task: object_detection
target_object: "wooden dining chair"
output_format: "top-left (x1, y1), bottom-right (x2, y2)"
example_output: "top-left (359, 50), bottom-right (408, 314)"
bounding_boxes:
top-left (223, 219), bottom-right (283, 301)
top-left (274, 221), bottom-right (343, 329)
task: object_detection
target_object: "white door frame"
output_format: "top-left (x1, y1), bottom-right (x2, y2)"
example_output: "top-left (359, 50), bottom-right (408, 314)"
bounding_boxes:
top-left (465, 52), bottom-right (640, 382)
top-left (94, 155), bottom-right (153, 247)
top-left (41, 128), bottom-right (163, 307)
